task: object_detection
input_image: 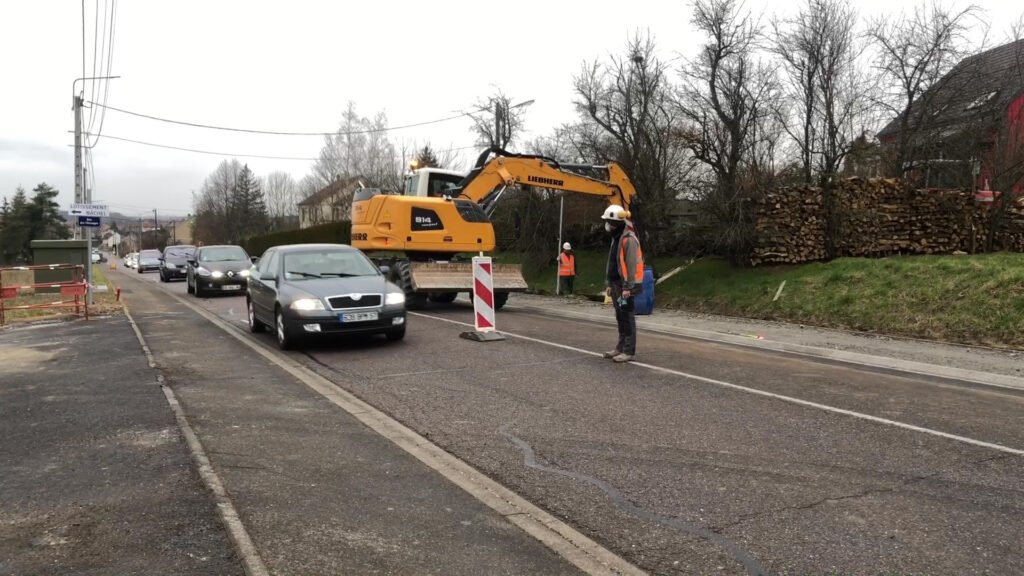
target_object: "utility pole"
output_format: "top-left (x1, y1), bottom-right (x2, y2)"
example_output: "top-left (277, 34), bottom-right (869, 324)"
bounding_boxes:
top-left (73, 94), bottom-right (83, 240)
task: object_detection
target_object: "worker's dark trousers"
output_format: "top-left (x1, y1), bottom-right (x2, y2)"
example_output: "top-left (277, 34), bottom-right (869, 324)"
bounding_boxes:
top-left (611, 283), bottom-right (639, 355)
top-left (560, 275), bottom-right (575, 294)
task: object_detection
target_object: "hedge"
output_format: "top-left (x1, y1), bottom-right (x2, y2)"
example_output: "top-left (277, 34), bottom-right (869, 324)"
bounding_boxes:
top-left (243, 221), bottom-right (352, 257)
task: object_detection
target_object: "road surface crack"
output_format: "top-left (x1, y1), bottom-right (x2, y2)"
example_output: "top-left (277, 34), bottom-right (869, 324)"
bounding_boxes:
top-left (710, 470), bottom-right (942, 532)
top-left (498, 424), bottom-right (766, 576)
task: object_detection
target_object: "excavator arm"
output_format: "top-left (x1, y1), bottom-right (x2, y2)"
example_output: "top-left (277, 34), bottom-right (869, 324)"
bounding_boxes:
top-left (451, 148), bottom-right (637, 216)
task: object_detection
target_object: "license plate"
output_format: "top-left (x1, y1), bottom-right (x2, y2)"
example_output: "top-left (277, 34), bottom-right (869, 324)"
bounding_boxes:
top-left (222, 284), bottom-right (241, 291)
top-left (340, 311), bottom-right (378, 323)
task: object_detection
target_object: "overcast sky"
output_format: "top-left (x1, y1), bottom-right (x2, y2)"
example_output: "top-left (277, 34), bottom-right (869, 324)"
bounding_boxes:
top-left (1, 0), bottom-right (1021, 219)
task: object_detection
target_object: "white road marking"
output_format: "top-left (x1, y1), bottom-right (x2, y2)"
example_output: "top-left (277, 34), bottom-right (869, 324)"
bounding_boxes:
top-left (412, 311), bottom-right (1024, 458)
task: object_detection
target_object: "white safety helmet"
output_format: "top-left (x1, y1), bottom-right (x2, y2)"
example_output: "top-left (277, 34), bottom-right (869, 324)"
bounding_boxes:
top-left (563, 242), bottom-right (572, 250)
top-left (601, 204), bottom-right (630, 221)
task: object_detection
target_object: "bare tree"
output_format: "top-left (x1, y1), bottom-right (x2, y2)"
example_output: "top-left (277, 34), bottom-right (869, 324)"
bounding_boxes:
top-left (772, 1), bottom-right (827, 184)
top-left (676, 0), bottom-right (780, 258)
top-left (193, 159), bottom-right (242, 244)
top-left (870, 2), bottom-right (981, 175)
top-left (312, 102), bottom-right (401, 189)
top-left (574, 33), bottom-right (693, 252)
top-left (468, 90), bottom-right (529, 150)
top-left (263, 171), bottom-right (299, 230)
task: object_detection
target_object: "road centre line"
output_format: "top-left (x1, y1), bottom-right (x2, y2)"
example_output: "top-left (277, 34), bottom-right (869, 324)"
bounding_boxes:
top-left (412, 311), bottom-right (1024, 458)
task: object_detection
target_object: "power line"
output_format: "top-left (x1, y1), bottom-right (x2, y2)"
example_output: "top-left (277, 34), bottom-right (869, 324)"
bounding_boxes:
top-left (86, 0), bottom-right (110, 137)
top-left (86, 0), bottom-right (116, 148)
top-left (84, 132), bottom-right (320, 160)
top-left (82, 132), bottom-right (484, 160)
top-left (86, 101), bottom-right (478, 136)
top-left (86, 0), bottom-right (100, 132)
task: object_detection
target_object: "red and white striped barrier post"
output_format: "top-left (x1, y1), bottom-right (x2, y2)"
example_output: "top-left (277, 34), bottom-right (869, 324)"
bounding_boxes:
top-left (460, 256), bottom-right (506, 342)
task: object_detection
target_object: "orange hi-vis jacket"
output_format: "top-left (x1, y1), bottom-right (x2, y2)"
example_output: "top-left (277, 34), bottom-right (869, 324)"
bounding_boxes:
top-left (617, 232), bottom-right (644, 285)
top-left (558, 252), bottom-right (576, 277)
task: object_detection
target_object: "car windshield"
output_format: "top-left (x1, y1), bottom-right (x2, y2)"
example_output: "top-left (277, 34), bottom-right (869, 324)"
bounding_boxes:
top-left (200, 246), bottom-right (248, 262)
top-left (283, 250), bottom-right (379, 281)
top-left (140, 250), bottom-right (161, 257)
top-left (164, 247), bottom-right (195, 258)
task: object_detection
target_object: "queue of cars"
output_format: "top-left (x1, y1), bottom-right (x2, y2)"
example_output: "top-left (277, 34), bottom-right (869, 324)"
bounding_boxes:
top-left (132, 242), bottom-right (407, 350)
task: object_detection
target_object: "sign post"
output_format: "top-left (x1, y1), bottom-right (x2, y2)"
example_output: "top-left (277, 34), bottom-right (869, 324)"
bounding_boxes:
top-left (68, 204), bottom-right (109, 305)
top-left (459, 256), bottom-right (506, 342)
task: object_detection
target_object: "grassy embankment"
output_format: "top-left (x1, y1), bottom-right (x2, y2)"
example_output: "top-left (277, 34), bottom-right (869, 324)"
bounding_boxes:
top-left (506, 251), bottom-right (1024, 348)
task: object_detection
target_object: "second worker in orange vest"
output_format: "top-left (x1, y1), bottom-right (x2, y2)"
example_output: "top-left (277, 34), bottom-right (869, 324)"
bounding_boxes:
top-left (557, 242), bottom-right (576, 295)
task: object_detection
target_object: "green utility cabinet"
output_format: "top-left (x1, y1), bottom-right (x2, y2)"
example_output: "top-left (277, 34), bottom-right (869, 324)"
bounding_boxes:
top-left (30, 240), bottom-right (89, 292)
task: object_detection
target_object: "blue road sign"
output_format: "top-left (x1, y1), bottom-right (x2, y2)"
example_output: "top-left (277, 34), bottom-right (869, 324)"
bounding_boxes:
top-left (78, 216), bottom-right (101, 227)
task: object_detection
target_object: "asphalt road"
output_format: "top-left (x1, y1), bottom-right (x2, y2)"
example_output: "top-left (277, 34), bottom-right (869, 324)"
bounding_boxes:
top-left (0, 316), bottom-right (241, 575)
top-left (119, 265), bottom-right (1024, 575)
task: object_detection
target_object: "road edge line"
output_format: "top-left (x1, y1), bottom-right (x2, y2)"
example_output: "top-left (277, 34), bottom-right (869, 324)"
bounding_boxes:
top-left (127, 274), bottom-right (645, 576)
top-left (121, 299), bottom-right (270, 576)
top-left (413, 311), bottom-right (1024, 458)
top-left (508, 304), bottom-right (1024, 392)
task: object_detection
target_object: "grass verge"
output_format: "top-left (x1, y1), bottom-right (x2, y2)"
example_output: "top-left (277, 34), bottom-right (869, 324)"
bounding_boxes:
top-left (507, 250), bottom-right (1024, 348)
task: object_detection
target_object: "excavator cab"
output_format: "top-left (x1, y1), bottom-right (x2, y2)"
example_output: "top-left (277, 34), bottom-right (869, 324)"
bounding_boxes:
top-left (403, 168), bottom-right (466, 198)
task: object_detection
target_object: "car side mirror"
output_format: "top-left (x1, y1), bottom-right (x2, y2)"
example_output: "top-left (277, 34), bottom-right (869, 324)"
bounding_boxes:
top-left (187, 259), bottom-right (197, 266)
top-left (378, 265), bottom-right (391, 276)
top-left (251, 256), bottom-right (260, 265)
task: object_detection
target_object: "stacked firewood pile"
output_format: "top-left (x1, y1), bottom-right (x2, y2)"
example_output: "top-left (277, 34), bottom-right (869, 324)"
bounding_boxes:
top-left (749, 186), bottom-right (826, 265)
top-left (750, 178), bottom-right (1024, 266)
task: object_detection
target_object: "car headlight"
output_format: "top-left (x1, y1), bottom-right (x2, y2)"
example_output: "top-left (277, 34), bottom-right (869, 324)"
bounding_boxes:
top-left (385, 292), bottom-right (406, 305)
top-left (239, 269), bottom-right (250, 277)
top-left (290, 298), bottom-right (325, 311)
top-left (165, 262), bottom-right (176, 269)
top-left (211, 270), bottom-right (224, 278)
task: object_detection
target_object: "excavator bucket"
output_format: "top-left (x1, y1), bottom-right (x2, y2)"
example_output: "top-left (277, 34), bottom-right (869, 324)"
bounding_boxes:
top-left (410, 262), bottom-right (528, 292)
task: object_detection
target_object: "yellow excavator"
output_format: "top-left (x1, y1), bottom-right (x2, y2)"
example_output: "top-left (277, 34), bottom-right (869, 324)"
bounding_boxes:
top-left (350, 147), bottom-right (638, 309)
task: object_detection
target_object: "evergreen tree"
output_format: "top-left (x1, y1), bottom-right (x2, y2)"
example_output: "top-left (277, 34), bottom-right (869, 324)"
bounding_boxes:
top-left (28, 183), bottom-right (69, 243)
top-left (415, 145), bottom-right (440, 168)
top-left (0, 196), bottom-right (9, 264)
top-left (2, 187), bottom-right (30, 263)
top-left (230, 164), bottom-right (268, 240)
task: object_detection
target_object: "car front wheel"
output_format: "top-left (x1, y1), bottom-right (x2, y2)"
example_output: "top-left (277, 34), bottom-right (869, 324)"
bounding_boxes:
top-left (248, 299), bottom-right (265, 333)
top-left (275, 308), bottom-right (294, 350)
top-left (385, 326), bottom-right (406, 342)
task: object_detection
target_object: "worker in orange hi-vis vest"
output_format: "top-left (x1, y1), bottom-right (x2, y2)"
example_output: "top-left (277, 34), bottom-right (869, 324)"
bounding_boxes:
top-left (556, 242), bottom-right (576, 295)
top-left (600, 205), bottom-right (644, 363)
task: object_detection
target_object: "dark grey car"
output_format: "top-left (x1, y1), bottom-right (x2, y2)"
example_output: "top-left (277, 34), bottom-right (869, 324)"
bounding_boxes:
top-left (246, 244), bottom-right (407, 349)
top-left (187, 245), bottom-right (252, 297)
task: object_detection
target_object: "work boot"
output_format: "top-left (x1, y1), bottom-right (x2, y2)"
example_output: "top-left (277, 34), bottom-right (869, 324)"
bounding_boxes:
top-left (612, 353), bottom-right (635, 363)
top-left (602, 350), bottom-right (620, 359)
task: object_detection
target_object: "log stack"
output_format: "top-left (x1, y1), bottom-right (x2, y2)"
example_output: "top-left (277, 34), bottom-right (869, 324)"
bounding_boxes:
top-left (750, 178), bottom-right (1024, 266)
top-left (750, 186), bottom-right (826, 265)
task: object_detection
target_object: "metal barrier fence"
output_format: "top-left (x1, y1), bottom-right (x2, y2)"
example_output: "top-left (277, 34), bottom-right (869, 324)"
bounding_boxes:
top-left (0, 264), bottom-right (89, 325)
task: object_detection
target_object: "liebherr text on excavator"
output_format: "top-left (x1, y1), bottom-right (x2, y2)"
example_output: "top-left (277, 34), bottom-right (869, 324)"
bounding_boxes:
top-left (350, 147), bottom-right (638, 309)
